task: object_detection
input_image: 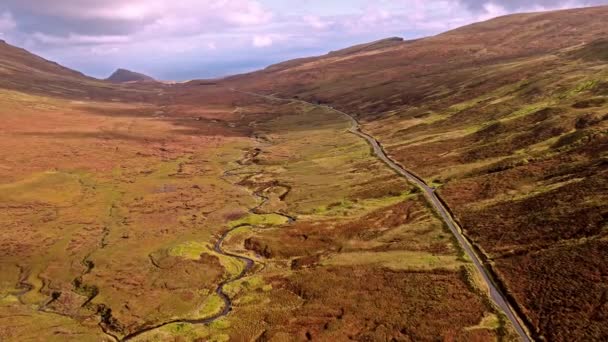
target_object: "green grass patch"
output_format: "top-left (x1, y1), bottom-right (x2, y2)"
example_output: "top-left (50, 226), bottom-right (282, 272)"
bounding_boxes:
top-left (465, 313), bottom-right (501, 331)
top-left (198, 293), bottom-right (226, 318)
top-left (168, 241), bottom-right (246, 277)
top-left (310, 192), bottom-right (414, 218)
top-left (228, 213), bottom-right (289, 228)
top-left (559, 79), bottom-right (599, 99)
top-left (209, 318), bottom-right (231, 331)
top-left (500, 102), bottom-right (550, 122)
top-left (323, 250), bottom-right (466, 270)
top-left (168, 241), bottom-right (211, 260)
top-left (0, 171), bottom-right (82, 205)
top-left (223, 275), bottom-right (272, 298)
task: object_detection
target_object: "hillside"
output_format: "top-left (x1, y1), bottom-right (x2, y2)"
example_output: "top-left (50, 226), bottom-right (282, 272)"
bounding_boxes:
top-left (0, 40), bottom-right (87, 79)
top-left (0, 40), bottom-right (157, 100)
top-left (227, 6), bottom-right (608, 97)
top-left (221, 5), bottom-right (608, 341)
top-left (107, 68), bottom-right (156, 83)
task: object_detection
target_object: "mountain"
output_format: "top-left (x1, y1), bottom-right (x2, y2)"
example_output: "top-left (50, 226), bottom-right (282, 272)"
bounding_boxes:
top-left (261, 37), bottom-right (406, 73)
top-left (222, 6), bottom-right (608, 341)
top-left (227, 6), bottom-right (608, 99)
top-left (0, 40), bottom-right (161, 101)
top-left (0, 39), bottom-right (86, 79)
top-left (0, 39), bottom-right (93, 94)
top-left (107, 68), bottom-right (155, 83)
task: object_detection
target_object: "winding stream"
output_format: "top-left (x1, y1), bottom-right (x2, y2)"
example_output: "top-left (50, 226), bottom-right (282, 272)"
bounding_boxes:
top-left (119, 144), bottom-right (294, 341)
top-left (120, 226), bottom-right (256, 341)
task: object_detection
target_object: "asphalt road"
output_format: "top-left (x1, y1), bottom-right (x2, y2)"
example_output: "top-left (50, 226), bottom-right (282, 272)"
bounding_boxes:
top-left (235, 89), bottom-right (533, 342)
top-left (342, 110), bottom-right (533, 342)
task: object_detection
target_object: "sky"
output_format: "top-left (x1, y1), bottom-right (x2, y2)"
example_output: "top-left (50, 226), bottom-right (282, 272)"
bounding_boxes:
top-left (0, 0), bottom-right (606, 80)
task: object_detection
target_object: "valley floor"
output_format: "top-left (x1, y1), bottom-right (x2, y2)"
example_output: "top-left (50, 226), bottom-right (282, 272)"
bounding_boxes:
top-left (0, 86), bottom-right (516, 341)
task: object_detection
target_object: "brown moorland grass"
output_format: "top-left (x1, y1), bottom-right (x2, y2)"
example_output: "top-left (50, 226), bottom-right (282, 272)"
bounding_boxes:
top-left (0, 82), bottom-right (509, 341)
top-left (5, 6), bottom-right (608, 340)
top-left (0, 83), bottom-right (280, 340)
top-left (127, 97), bottom-right (511, 341)
top-left (218, 6), bottom-right (608, 340)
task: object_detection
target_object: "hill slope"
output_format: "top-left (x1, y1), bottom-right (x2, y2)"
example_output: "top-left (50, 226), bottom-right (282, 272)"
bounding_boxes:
top-left (0, 40), bottom-right (157, 99)
top-left (221, 5), bottom-right (608, 341)
top-left (0, 39), bottom-right (91, 94)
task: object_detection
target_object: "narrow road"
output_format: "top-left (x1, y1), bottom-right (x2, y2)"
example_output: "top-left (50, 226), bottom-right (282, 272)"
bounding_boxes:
top-left (235, 89), bottom-right (533, 342)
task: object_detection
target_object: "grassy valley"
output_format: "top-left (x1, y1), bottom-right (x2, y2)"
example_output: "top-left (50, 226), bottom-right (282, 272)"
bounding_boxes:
top-left (1, 5), bottom-right (607, 342)
top-left (0, 69), bottom-right (510, 340)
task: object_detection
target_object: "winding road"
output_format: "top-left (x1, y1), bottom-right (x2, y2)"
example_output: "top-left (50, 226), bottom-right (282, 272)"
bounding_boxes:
top-left (235, 89), bottom-right (533, 342)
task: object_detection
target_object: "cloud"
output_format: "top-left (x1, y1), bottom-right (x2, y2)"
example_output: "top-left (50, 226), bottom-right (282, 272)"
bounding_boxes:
top-left (304, 15), bottom-right (334, 30)
top-left (90, 46), bottom-right (120, 56)
top-left (1, 0), bottom-right (607, 79)
top-left (1, 0), bottom-right (273, 36)
top-left (0, 11), bottom-right (16, 33)
top-left (252, 35), bottom-right (274, 48)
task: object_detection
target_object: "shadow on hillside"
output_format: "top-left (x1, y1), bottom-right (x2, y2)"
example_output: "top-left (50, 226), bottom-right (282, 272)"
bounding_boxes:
top-left (67, 103), bottom-right (255, 138)
top-left (17, 131), bottom-right (165, 143)
top-left (75, 106), bottom-right (156, 118)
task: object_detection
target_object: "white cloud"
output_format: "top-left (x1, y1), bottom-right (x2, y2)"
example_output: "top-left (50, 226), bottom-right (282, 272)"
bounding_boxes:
top-left (252, 35), bottom-right (273, 48)
top-left (304, 15), bottom-right (334, 29)
top-left (477, 3), bottom-right (509, 20)
top-left (223, 1), bottom-right (273, 25)
top-left (459, 0), bottom-right (607, 12)
top-left (1, 0), bottom-right (274, 36)
top-left (90, 46), bottom-right (119, 56)
top-left (0, 11), bottom-right (16, 33)
top-left (2, 0), bottom-right (607, 79)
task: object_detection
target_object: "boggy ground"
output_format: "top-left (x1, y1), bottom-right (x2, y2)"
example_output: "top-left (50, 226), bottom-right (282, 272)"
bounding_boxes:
top-left (0, 85), bottom-right (272, 340)
top-left (0, 84), bottom-right (513, 341)
top-left (130, 99), bottom-right (516, 341)
top-left (3, 7), bottom-right (607, 340)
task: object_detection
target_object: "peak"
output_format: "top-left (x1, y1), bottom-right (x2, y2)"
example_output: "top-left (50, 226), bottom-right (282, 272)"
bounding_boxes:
top-left (107, 68), bottom-right (155, 83)
top-left (111, 68), bottom-right (138, 75)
